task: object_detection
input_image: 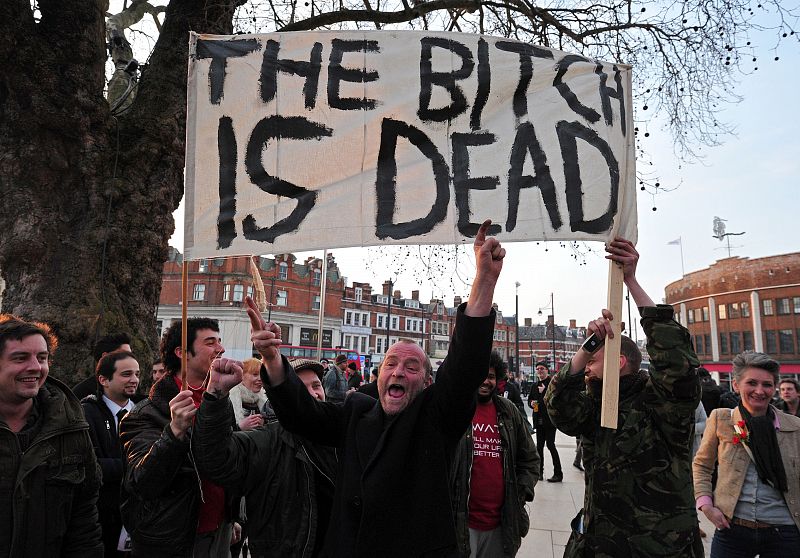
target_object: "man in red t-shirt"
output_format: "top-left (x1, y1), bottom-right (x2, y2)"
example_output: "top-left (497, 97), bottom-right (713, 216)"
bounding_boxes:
top-left (452, 350), bottom-right (539, 557)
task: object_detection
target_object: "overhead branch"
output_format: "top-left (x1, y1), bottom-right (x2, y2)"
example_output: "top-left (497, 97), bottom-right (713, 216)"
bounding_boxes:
top-left (278, 0), bottom-right (582, 41)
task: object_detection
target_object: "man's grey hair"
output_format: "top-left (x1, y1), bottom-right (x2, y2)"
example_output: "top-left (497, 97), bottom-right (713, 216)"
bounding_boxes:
top-left (381, 338), bottom-right (433, 378)
top-left (732, 351), bottom-right (780, 384)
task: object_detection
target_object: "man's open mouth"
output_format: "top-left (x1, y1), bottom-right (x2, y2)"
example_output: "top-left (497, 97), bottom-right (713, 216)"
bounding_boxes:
top-left (388, 384), bottom-right (405, 398)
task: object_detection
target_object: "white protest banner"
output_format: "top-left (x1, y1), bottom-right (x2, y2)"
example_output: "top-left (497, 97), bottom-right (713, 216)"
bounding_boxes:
top-left (184, 30), bottom-right (636, 259)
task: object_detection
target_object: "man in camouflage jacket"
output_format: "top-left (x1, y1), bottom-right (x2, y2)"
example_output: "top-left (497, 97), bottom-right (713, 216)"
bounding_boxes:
top-left (545, 239), bottom-right (703, 558)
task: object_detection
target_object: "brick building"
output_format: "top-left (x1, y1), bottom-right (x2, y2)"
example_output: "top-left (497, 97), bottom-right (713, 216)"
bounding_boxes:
top-left (157, 249), bottom-right (527, 372)
top-left (157, 248), bottom-right (345, 361)
top-left (517, 317), bottom-right (586, 377)
top-left (664, 252), bottom-right (800, 386)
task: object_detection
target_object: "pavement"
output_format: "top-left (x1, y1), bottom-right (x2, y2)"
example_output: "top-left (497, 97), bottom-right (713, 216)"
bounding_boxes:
top-left (516, 411), bottom-right (715, 557)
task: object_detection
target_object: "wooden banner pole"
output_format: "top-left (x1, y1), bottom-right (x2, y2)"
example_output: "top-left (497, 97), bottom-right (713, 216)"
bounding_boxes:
top-left (600, 260), bottom-right (624, 429)
top-left (180, 258), bottom-right (189, 391)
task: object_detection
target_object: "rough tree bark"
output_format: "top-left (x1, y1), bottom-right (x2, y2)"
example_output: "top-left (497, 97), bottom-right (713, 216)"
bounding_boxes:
top-left (0, 0), bottom-right (238, 382)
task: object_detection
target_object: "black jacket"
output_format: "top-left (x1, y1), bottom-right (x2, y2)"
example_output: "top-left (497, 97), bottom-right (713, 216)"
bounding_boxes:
top-left (356, 381), bottom-right (378, 399)
top-left (119, 374), bottom-right (227, 556)
top-left (265, 305), bottom-right (495, 557)
top-left (498, 378), bottom-right (526, 420)
top-left (451, 395), bottom-right (539, 557)
top-left (528, 377), bottom-right (554, 428)
top-left (81, 394), bottom-right (126, 552)
top-left (194, 394), bottom-right (338, 557)
top-left (0, 377), bottom-right (103, 558)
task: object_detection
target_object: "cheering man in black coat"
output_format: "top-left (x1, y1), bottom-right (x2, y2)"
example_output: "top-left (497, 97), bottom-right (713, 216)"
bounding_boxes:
top-left (229, 221), bottom-right (504, 558)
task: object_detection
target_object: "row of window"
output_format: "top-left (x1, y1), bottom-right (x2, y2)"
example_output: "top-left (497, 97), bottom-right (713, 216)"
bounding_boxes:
top-left (688, 297), bottom-right (800, 323)
top-left (694, 332), bottom-right (754, 355)
top-left (342, 334), bottom-right (369, 354)
top-left (344, 310), bottom-right (450, 335)
top-left (193, 283), bottom-right (318, 309)
top-left (762, 297), bottom-right (800, 316)
top-left (493, 329), bottom-right (514, 342)
top-left (764, 329), bottom-right (799, 355)
top-left (197, 260), bottom-right (321, 285)
top-left (374, 336), bottom-right (425, 354)
top-left (694, 329), bottom-right (800, 356)
top-left (373, 294), bottom-right (421, 309)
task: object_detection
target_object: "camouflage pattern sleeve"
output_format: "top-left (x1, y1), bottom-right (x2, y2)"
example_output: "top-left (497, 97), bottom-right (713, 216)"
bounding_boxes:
top-left (544, 362), bottom-right (596, 437)
top-left (692, 408), bottom-right (722, 502)
top-left (640, 304), bottom-right (701, 432)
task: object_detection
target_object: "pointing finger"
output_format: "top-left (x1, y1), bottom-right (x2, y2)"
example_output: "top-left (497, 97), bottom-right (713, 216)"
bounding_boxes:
top-left (475, 219), bottom-right (492, 245)
top-left (246, 296), bottom-right (266, 331)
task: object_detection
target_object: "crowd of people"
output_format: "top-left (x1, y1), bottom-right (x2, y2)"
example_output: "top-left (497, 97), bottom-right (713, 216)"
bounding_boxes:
top-left (2, 225), bottom-right (800, 558)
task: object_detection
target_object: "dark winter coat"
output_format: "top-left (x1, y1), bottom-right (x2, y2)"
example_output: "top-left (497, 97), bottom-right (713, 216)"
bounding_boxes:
top-left (265, 305), bottom-right (495, 558)
top-left (119, 374), bottom-right (231, 556)
top-left (498, 378), bottom-right (527, 421)
top-left (451, 395), bottom-right (539, 557)
top-left (529, 376), bottom-right (555, 429)
top-left (0, 377), bottom-right (103, 558)
top-left (193, 394), bottom-right (338, 557)
top-left (546, 305), bottom-right (704, 558)
top-left (81, 394), bottom-right (127, 553)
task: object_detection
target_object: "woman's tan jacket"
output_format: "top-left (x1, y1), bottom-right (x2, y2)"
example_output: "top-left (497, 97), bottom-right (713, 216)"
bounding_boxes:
top-left (693, 405), bottom-right (800, 529)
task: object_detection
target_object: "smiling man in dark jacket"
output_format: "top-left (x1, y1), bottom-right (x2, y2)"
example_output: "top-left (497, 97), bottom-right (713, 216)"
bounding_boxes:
top-left (0, 314), bottom-right (103, 558)
top-left (193, 357), bottom-right (337, 558)
top-left (229, 221), bottom-right (503, 557)
top-left (119, 318), bottom-right (235, 557)
top-left (82, 350), bottom-right (141, 556)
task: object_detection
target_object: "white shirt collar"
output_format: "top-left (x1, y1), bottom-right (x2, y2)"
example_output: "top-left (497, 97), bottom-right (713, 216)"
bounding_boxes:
top-left (102, 394), bottom-right (134, 427)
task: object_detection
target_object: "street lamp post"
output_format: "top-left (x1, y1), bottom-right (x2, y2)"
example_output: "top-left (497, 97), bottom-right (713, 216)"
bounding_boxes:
top-left (515, 281), bottom-right (520, 378)
top-left (550, 292), bottom-right (556, 369)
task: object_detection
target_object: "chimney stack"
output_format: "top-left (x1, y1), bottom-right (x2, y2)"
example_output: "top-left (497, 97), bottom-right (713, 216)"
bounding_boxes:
top-left (453, 295), bottom-right (462, 307)
top-left (524, 317), bottom-right (532, 327)
top-left (393, 289), bottom-right (401, 299)
top-left (382, 281), bottom-right (392, 296)
top-left (569, 319), bottom-right (576, 329)
top-left (412, 290), bottom-right (419, 301)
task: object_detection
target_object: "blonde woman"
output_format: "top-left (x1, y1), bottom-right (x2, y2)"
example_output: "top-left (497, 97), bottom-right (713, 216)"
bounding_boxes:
top-left (229, 358), bottom-right (269, 430)
top-left (693, 351), bottom-right (800, 557)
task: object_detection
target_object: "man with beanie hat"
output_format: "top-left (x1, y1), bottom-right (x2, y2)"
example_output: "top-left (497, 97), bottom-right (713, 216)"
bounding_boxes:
top-left (323, 354), bottom-right (349, 404)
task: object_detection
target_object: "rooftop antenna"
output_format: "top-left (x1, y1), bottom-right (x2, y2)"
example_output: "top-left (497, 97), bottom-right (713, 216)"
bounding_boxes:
top-left (712, 216), bottom-right (745, 258)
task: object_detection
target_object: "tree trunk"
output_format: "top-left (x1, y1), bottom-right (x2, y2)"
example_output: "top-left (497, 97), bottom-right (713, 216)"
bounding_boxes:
top-left (0, 0), bottom-right (237, 383)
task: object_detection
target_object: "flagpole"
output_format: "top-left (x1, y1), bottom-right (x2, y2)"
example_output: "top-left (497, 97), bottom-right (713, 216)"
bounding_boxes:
top-left (668, 237), bottom-right (686, 277)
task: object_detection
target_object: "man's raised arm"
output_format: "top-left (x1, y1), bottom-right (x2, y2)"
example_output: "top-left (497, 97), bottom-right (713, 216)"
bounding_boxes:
top-left (464, 220), bottom-right (505, 317)
top-left (568, 238), bottom-right (651, 374)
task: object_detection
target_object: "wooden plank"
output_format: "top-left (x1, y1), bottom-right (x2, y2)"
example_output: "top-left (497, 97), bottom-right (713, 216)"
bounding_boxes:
top-left (600, 260), bottom-right (625, 429)
top-left (180, 259), bottom-right (188, 390)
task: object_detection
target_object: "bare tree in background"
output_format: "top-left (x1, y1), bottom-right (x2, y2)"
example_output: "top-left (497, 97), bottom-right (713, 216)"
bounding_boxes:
top-left (0, 0), bottom-right (796, 382)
